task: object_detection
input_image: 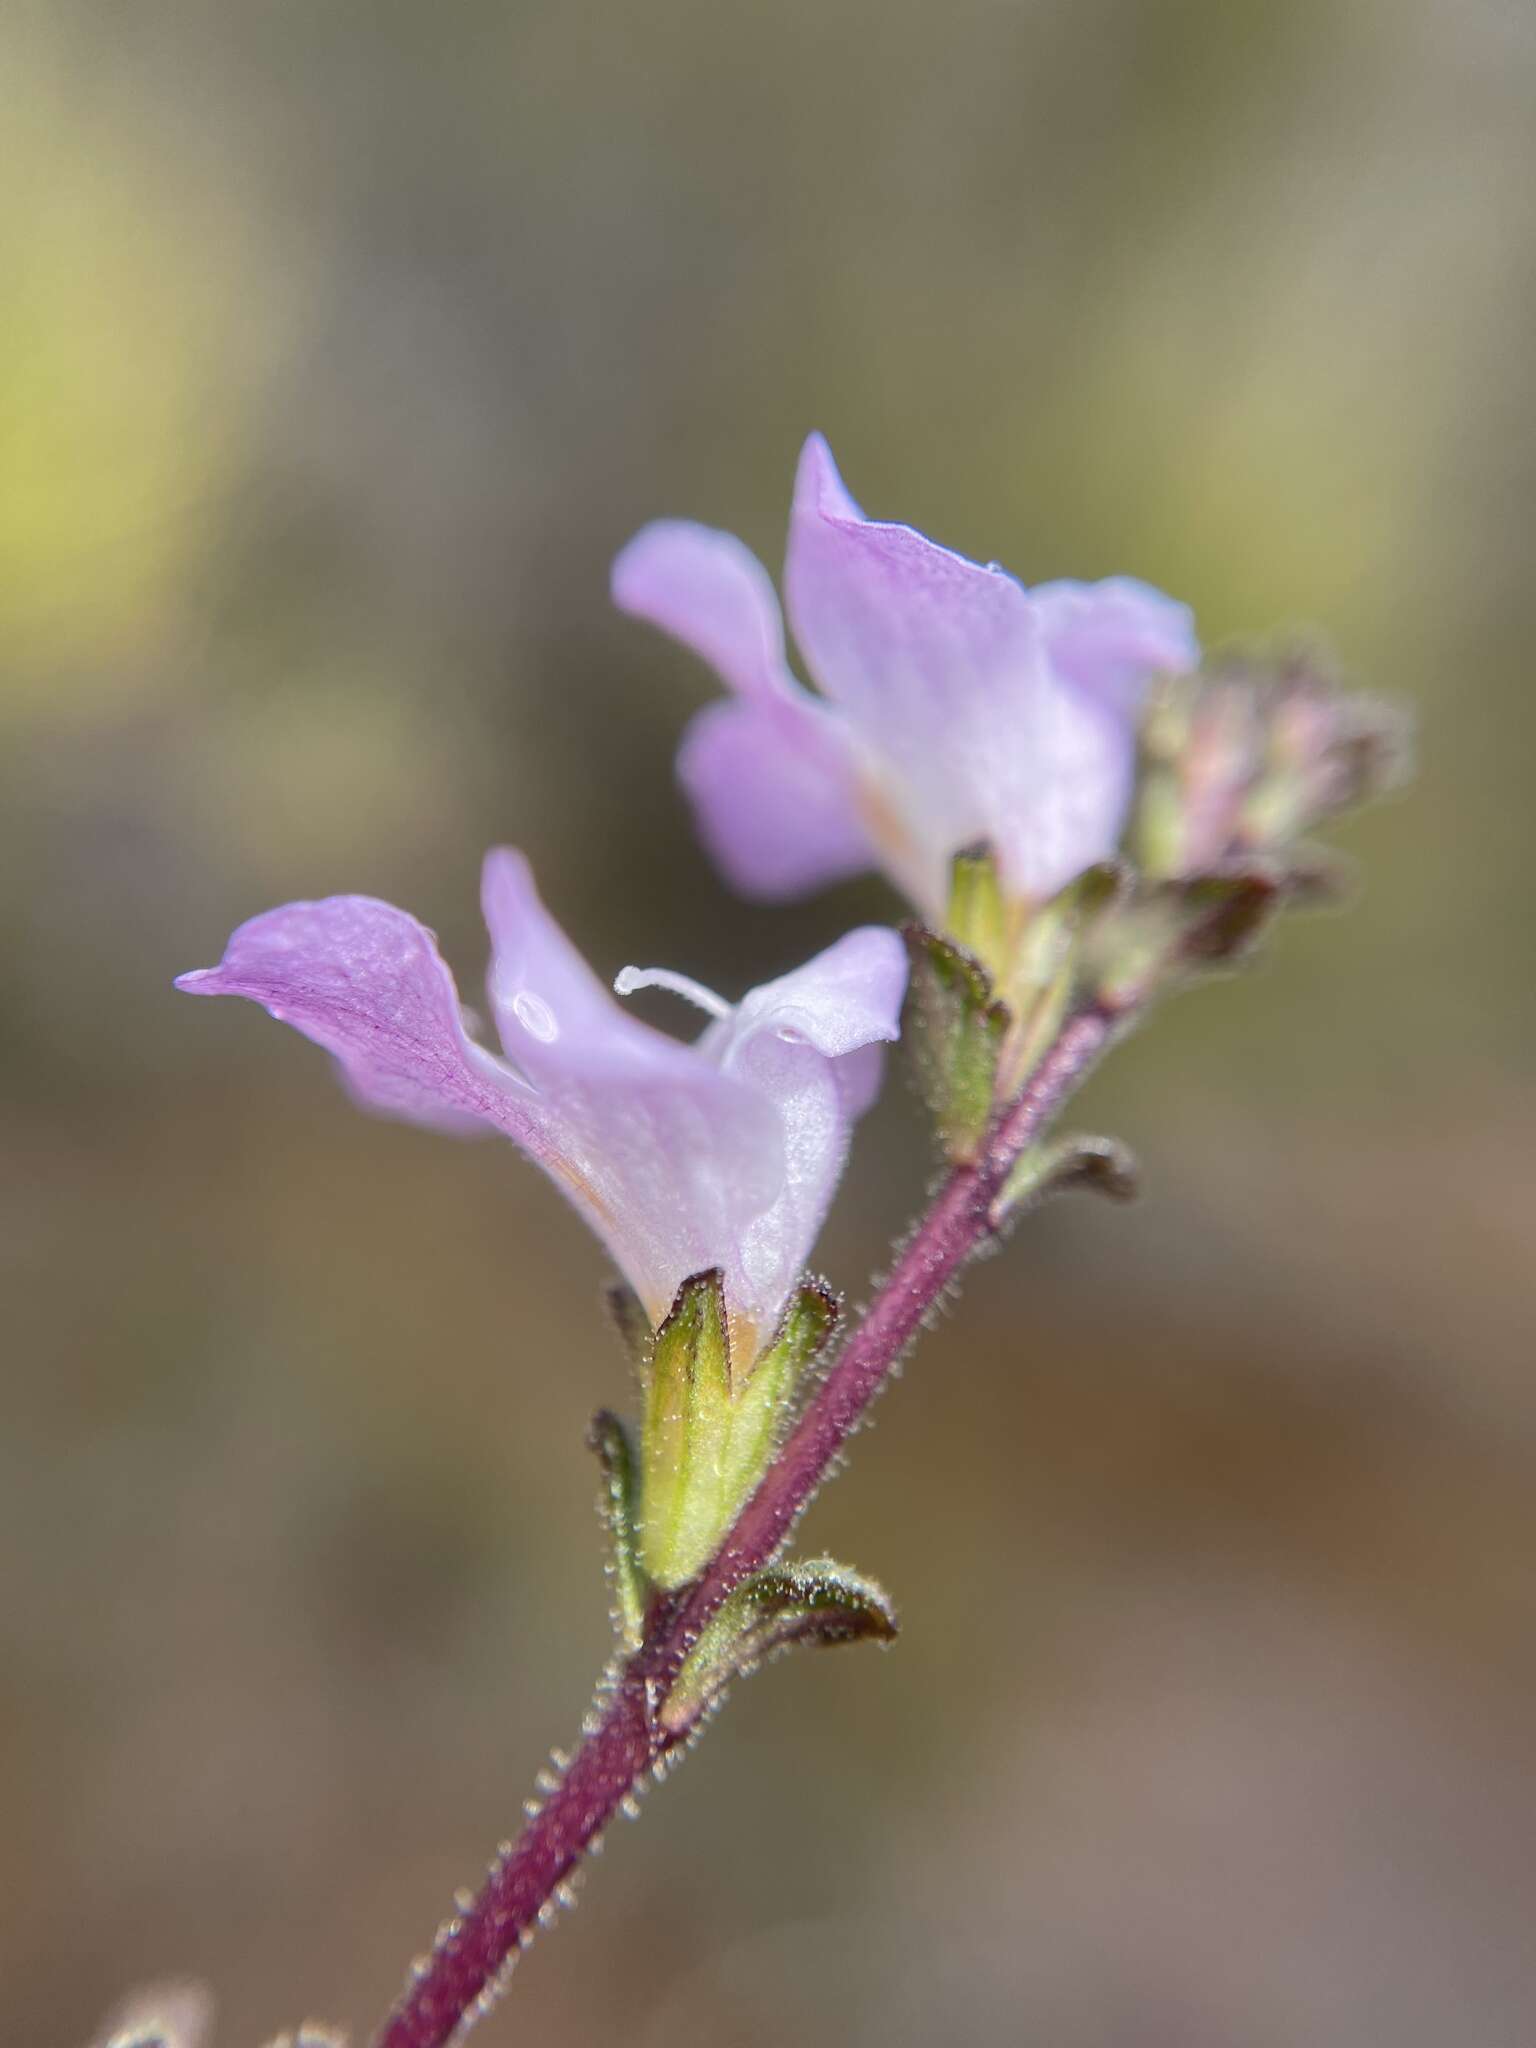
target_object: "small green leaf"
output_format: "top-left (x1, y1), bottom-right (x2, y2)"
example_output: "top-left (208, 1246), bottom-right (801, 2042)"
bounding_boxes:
top-left (991, 1134), bottom-right (1140, 1229)
top-left (640, 1269), bottom-right (734, 1589)
top-left (660, 1558), bottom-right (898, 1734)
top-left (902, 922), bottom-right (1009, 1161)
top-left (587, 1409), bottom-right (648, 1649)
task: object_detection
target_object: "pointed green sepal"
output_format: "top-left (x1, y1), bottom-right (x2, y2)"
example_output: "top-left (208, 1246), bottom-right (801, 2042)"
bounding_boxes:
top-left (901, 922), bottom-right (1009, 1161)
top-left (991, 1133), bottom-right (1140, 1230)
top-left (995, 859), bottom-right (1131, 1089)
top-left (604, 1280), bottom-right (654, 1379)
top-left (587, 1409), bottom-right (648, 1649)
top-left (659, 1558), bottom-right (899, 1735)
top-left (717, 1281), bottom-right (840, 1519)
top-left (763, 1276), bottom-right (841, 1374)
top-left (640, 1268), bottom-right (735, 1589)
top-left (947, 839), bottom-right (1011, 978)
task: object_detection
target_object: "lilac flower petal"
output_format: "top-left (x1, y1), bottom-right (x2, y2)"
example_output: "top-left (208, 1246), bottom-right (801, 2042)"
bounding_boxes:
top-left (827, 1040), bottom-right (888, 1120)
top-left (612, 520), bottom-right (793, 705)
top-left (677, 697), bottom-right (872, 900)
top-left (478, 854), bottom-right (898, 1338)
top-left (1032, 575), bottom-right (1199, 714)
top-left (715, 924), bottom-right (908, 1064)
top-left (785, 434), bottom-right (1053, 911)
top-left (175, 896), bottom-right (538, 1143)
top-left (478, 848), bottom-right (788, 1321)
top-left (785, 433), bottom-right (1038, 754)
top-left (1004, 682), bottom-right (1137, 902)
top-left (615, 519), bottom-right (873, 900)
top-left (694, 925), bottom-right (906, 1308)
top-left (999, 578), bottom-right (1198, 898)
top-left (480, 846), bottom-right (670, 1073)
top-left (780, 435), bottom-right (1203, 907)
top-left (719, 1030), bottom-right (848, 1324)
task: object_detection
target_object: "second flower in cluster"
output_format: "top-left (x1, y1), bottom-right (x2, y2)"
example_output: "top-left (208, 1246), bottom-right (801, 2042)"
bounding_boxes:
top-left (614, 434), bottom-right (1199, 928)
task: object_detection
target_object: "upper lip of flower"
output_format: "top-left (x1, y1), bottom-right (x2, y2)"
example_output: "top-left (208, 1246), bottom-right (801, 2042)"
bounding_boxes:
top-left (176, 848), bottom-right (906, 1347)
top-left (613, 432), bottom-right (1199, 920)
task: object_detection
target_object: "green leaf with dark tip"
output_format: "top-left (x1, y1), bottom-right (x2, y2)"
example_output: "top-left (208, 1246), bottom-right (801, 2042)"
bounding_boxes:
top-left (660, 1558), bottom-right (899, 1734)
top-left (640, 1268), bottom-right (734, 1589)
top-left (991, 1134), bottom-right (1140, 1229)
top-left (587, 1409), bottom-right (648, 1648)
top-left (604, 1280), bottom-right (654, 1380)
top-left (901, 922), bottom-right (1009, 1161)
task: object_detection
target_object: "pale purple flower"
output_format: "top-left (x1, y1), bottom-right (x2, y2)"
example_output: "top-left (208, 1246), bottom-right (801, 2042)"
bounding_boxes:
top-left (177, 850), bottom-right (905, 1354)
top-left (614, 434), bottom-right (1199, 922)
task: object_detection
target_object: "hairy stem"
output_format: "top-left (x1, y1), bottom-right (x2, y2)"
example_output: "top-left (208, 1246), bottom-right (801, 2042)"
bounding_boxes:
top-left (373, 1007), bottom-right (1114, 2048)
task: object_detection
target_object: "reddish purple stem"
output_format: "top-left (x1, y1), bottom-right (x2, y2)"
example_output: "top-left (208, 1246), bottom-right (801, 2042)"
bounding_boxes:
top-left (373, 1009), bottom-right (1113, 2048)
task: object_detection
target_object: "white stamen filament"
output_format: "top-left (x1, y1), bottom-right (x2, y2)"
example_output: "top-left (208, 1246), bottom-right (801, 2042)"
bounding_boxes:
top-left (613, 964), bottom-right (732, 1021)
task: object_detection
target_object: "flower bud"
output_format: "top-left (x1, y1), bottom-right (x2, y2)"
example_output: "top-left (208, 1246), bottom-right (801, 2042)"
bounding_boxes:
top-left (1134, 647), bottom-right (1412, 881)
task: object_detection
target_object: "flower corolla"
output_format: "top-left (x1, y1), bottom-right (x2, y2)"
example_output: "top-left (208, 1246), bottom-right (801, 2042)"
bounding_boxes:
top-left (177, 850), bottom-right (905, 1356)
top-left (614, 434), bottom-right (1198, 923)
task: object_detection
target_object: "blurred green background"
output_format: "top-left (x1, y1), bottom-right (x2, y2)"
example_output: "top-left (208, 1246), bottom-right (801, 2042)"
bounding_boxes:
top-left (4, 1), bottom-right (1534, 2042)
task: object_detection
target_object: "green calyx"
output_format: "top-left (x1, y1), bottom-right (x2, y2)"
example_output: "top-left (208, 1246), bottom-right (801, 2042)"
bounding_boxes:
top-left (615, 1272), bottom-right (839, 1593)
top-left (905, 848), bottom-right (1132, 1161)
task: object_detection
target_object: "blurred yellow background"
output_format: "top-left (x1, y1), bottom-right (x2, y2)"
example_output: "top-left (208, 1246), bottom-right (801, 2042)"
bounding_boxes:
top-left (4, 2), bottom-right (1534, 2042)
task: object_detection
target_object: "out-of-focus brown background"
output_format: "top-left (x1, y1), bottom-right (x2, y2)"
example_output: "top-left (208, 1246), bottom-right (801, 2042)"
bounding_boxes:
top-left (4, 2), bottom-right (1534, 2042)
